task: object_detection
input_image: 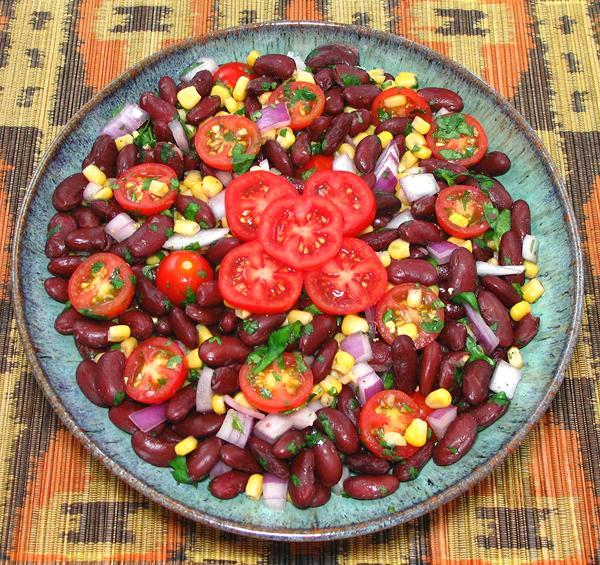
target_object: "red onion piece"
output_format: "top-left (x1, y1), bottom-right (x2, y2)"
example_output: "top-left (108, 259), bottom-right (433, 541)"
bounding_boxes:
top-left (262, 473), bottom-right (288, 510)
top-left (464, 303), bottom-right (500, 354)
top-left (216, 409), bottom-right (253, 448)
top-left (255, 103), bottom-right (291, 133)
top-left (164, 228), bottom-right (229, 251)
top-left (214, 170), bottom-right (233, 187)
top-left (129, 403), bottom-right (167, 432)
top-left (180, 57), bottom-right (218, 81)
top-left (288, 404), bottom-right (318, 429)
top-left (224, 395), bottom-right (265, 420)
top-left (332, 466), bottom-right (350, 495)
top-left (340, 332), bottom-right (373, 363)
top-left (385, 209), bottom-right (414, 229)
top-left (101, 104), bottom-right (149, 139)
top-left (83, 181), bottom-right (103, 202)
top-left (104, 212), bottom-right (138, 242)
top-left (427, 406), bottom-right (457, 439)
top-left (489, 359), bottom-right (521, 399)
top-left (209, 460), bottom-right (231, 479)
top-left (352, 362), bottom-right (375, 381)
top-left (356, 371), bottom-right (383, 405)
top-left (427, 241), bottom-right (459, 264)
top-left (333, 153), bottom-right (357, 173)
top-left (196, 366), bottom-right (214, 413)
top-left (253, 413), bottom-right (294, 444)
top-left (168, 119), bottom-right (190, 153)
top-left (207, 190), bottom-right (226, 219)
top-left (475, 261), bottom-right (526, 277)
top-left (399, 173), bottom-right (439, 202)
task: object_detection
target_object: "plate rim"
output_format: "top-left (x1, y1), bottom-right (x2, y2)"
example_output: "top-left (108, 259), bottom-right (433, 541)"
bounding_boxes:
top-left (10, 20), bottom-right (584, 541)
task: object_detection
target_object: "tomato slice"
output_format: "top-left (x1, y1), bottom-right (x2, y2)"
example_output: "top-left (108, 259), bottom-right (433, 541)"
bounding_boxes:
top-left (435, 185), bottom-right (491, 239)
top-left (304, 237), bottom-right (388, 315)
top-left (297, 155), bottom-right (333, 181)
top-left (371, 87), bottom-right (432, 125)
top-left (239, 352), bottom-right (313, 414)
top-left (425, 113), bottom-right (488, 167)
top-left (194, 115), bottom-right (261, 171)
top-left (303, 170), bottom-right (376, 236)
top-left (217, 241), bottom-right (303, 314)
top-left (411, 391), bottom-right (434, 419)
top-left (68, 252), bottom-right (135, 319)
top-left (375, 283), bottom-right (445, 348)
top-left (268, 82), bottom-right (325, 130)
top-left (359, 390), bottom-right (422, 461)
top-left (155, 251), bottom-right (214, 306)
top-left (113, 163), bottom-right (178, 215)
top-left (257, 195), bottom-right (343, 270)
top-left (225, 171), bottom-right (298, 241)
top-left (124, 337), bottom-right (187, 404)
top-left (214, 61), bottom-right (255, 89)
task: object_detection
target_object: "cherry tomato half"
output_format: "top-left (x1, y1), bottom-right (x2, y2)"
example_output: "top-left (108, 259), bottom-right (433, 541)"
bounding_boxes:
top-left (155, 251), bottom-right (214, 306)
top-left (296, 155), bottom-right (333, 180)
top-left (217, 241), bottom-right (303, 314)
top-left (225, 171), bottom-right (298, 241)
top-left (371, 87), bottom-right (432, 125)
top-left (124, 337), bottom-right (187, 404)
top-left (359, 390), bottom-right (422, 461)
top-left (268, 81), bottom-right (325, 130)
top-left (239, 352), bottom-right (313, 414)
top-left (68, 252), bottom-right (135, 319)
top-left (113, 163), bottom-right (178, 215)
top-left (435, 185), bottom-right (491, 239)
top-left (194, 115), bottom-right (261, 171)
top-left (214, 61), bottom-right (255, 89)
top-left (375, 283), bottom-right (445, 348)
top-left (304, 237), bottom-right (388, 315)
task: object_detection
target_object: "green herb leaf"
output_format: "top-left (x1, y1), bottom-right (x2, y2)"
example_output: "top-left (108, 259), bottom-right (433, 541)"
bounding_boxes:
top-left (302, 323), bottom-right (314, 336)
top-left (512, 282), bottom-right (524, 298)
top-left (377, 108), bottom-right (391, 122)
top-left (242, 318), bottom-right (259, 335)
top-left (421, 317), bottom-right (444, 334)
top-left (434, 168), bottom-right (459, 186)
top-left (382, 371), bottom-right (394, 389)
top-left (439, 148), bottom-right (465, 160)
top-left (231, 143), bottom-right (255, 174)
top-left (448, 446), bottom-right (458, 455)
top-left (453, 365), bottom-right (464, 386)
top-left (317, 413), bottom-right (336, 441)
top-left (382, 308), bottom-right (394, 323)
top-left (289, 86), bottom-right (317, 105)
top-left (309, 140), bottom-right (322, 155)
top-left (188, 368), bottom-right (200, 383)
top-left (489, 391), bottom-right (510, 406)
top-left (290, 474), bottom-right (301, 487)
top-left (300, 166), bottom-right (317, 180)
top-left (341, 74), bottom-right (361, 86)
top-left (433, 113), bottom-right (474, 140)
top-left (46, 226), bottom-right (60, 239)
top-left (134, 121), bottom-right (156, 149)
top-left (408, 466), bottom-right (419, 480)
top-left (305, 304), bottom-right (322, 315)
top-left (231, 414), bottom-right (244, 433)
top-left (91, 261), bottom-right (104, 274)
top-left (304, 430), bottom-right (324, 447)
top-left (294, 352), bottom-right (308, 372)
top-left (113, 390), bottom-right (125, 406)
top-left (469, 172), bottom-right (495, 190)
top-left (166, 354), bottom-right (182, 369)
top-left (451, 291), bottom-right (479, 312)
top-left (248, 321), bottom-right (304, 374)
top-left (169, 455), bottom-right (196, 485)
top-left (465, 335), bottom-right (495, 366)
top-left (208, 336), bottom-right (222, 345)
top-left (183, 202), bottom-right (200, 221)
top-left (483, 202), bottom-right (512, 248)
top-left (285, 441), bottom-right (300, 455)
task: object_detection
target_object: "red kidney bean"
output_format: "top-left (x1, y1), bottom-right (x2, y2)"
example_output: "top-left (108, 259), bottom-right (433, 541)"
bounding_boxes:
top-left (299, 315), bottom-right (337, 355)
top-left (152, 119), bottom-right (175, 143)
top-left (306, 44), bottom-right (359, 71)
top-left (375, 116), bottom-right (411, 136)
top-left (190, 70), bottom-right (213, 97)
top-left (158, 427), bottom-right (183, 443)
top-left (313, 435), bottom-right (342, 487)
top-left (473, 151), bottom-right (511, 177)
top-left (438, 351), bottom-right (469, 395)
top-left (375, 191), bottom-right (401, 216)
top-left (346, 452), bottom-right (390, 475)
top-left (195, 280), bottom-right (223, 307)
top-left (185, 95), bottom-right (220, 125)
top-left (205, 237), bottom-right (242, 265)
top-left (481, 276), bottom-right (521, 308)
top-left (264, 139), bottom-right (293, 176)
top-left (185, 304), bottom-right (224, 326)
top-left (247, 436), bottom-right (289, 478)
top-left (337, 385), bottom-right (361, 427)
top-left (344, 475), bottom-right (399, 499)
top-left (354, 135), bottom-right (382, 174)
top-left (131, 431), bottom-right (176, 467)
top-left (75, 341), bottom-right (103, 360)
top-left (94, 350), bottom-right (126, 406)
top-left (322, 112), bottom-right (352, 154)
top-left (243, 94), bottom-right (261, 120)
top-left (109, 398), bottom-right (143, 433)
top-left (462, 360), bottom-right (493, 406)
top-left (511, 200), bottom-right (531, 240)
top-left (72, 207), bottom-right (100, 229)
top-left (478, 289), bottom-right (513, 347)
top-left (448, 247), bottom-right (476, 295)
top-left (154, 317), bottom-right (171, 336)
top-left (473, 240), bottom-right (493, 262)
top-left (139, 148), bottom-right (155, 163)
top-left (118, 310), bottom-right (153, 340)
top-left (324, 87), bottom-right (345, 116)
top-left (247, 75), bottom-right (277, 96)
top-left (373, 216), bottom-right (390, 230)
top-left (254, 54), bottom-right (296, 80)
top-left (221, 444), bottom-right (262, 473)
top-left (169, 307), bottom-right (199, 349)
top-left (137, 277), bottom-right (170, 316)
top-left (48, 212), bottom-right (78, 236)
top-left (310, 482), bottom-right (331, 508)
top-left (398, 220), bottom-right (445, 244)
top-left (437, 263), bottom-right (450, 281)
top-left (469, 398), bottom-right (509, 430)
top-left (211, 364), bottom-right (240, 395)
top-left (370, 339), bottom-right (391, 367)
top-left (420, 341), bottom-right (442, 396)
top-left (199, 336), bottom-right (251, 367)
top-left (272, 430), bottom-right (305, 460)
top-left (333, 65), bottom-right (370, 86)
top-left (359, 229), bottom-right (398, 251)
top-left (419, 159), bottom-right (466, 177)
top-left (52, 173), bottom-right (88, 212)
top-left (499, 231), bottom-right (525, 284)
top-left (290, 130), bottom-right (311, 168)
top-left (158, 75), bottom-right (177, 106)
top-left (127, 215), bottom-right (173, 258)
top-left (44, 237), bottom-right (65, 260)
top-left (411, 195), bottom-right (437, 219)
top-left (408, 245), bottom-right (427, 260)
top-left (44, 277), bottom-right (69, 302)
top-left (439, 319), bottom-right (467, 351)
top-left (90, 198), bottom-right (125, 221)
top-left (343, 84), bottom-right (380, 109)
top-left (219, 311), bottom-right (238, 334)
top-left (316, 408), bottom-right (360, 455)
top-left (308, 115), bottom-right (332, 141)
top-left (154, 142), bottom-right (183, 178)
top-left (348, 108), bottom-right (371, 136)
top-left (82, 134), bottom-right (118, 177)
top-left (513, 314), bottom-right (539, 348)
top-left (55, 308), bottom-right (84, 335)
top-left (187, 436), bottom-right (221, 481)
top-left (165, 384), bottom-right (197, 423)
top-left (172, 412), bottom-right (225, 437)
top-left (393, 441), bottom-right (434, 481)
top-left (482, 179), bottom-right (512, 211)
top-left (418, 87), bottom-right (464, 112)
top-left (139, 91), bottom-right (176, 122)
top-left (73, 318), bottom-right (112, 348)
top-left (75, 359), bottom-right (106, 407)
top-left (289, 449), bottom-right (316, 508)
top-left (309, 339), bottom-right (338, 384)
top-left (387, 258), bottom-right (438, 286)
top-left (433, 413), bottom-right (477, 465)
top-left (391, 335), bottom-right (418, 393)
top-left (209, 470), bottom-right (250, 499)
top-left (491, 347), bottom-right (508, 363)
top-left (65, 227), bottom-right (109, 252)
top-left (314, 68), bottom-right (334, 91)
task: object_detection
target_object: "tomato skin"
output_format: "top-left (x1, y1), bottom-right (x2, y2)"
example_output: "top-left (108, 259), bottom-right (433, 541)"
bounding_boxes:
top-left (268, 82), bottom-right (325, 130)
top-left (304, 237), bottom-right (388, 315)
top-left (217, 241), bottom-right (303, 314)
top-left (214, 62), bottom-right (255, 89)
top-left (359, 390), bottom-right (421, 461)
top-left (303, 170), bottom-right (376, 236)
top-left (124, 337), bottom-right (187, 404)
top-left (155, 251), bottom-right (214, 306)
top-left (194, 115), bottom-right (261, 171)
top-left (113, 163), bottom-right (178, 215)
top-left (435, 185), bottom-right (491, 239)
top-left (296, 155), bottom-right (333, 180)
top-left (225, 171), bottom-right (298, 241)
top-left (371, 87), bottom-right (432, 125)
top-left (411, 391), bottom-right (434, 419)
top-left (239, 353), bottom-right (313, 414)
top-left (68, 252), bottom-right (135, 319)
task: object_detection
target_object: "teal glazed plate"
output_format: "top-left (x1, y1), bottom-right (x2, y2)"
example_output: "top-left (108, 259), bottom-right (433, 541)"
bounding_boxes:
top-left (12, 22), bottom-right (583, 541)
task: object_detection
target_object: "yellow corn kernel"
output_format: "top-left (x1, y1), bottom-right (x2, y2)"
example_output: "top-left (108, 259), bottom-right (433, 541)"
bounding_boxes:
top-left (384, 320), bottom-right (396, 333)
top-left (510, 301), bottom-right (532, 321)
top-left (352, 131), bottom-right (370, 145)
top-left (320, 393), bottom-right (337, 407)
top-left (276, 127), bottom-right (296, 150)
top-left (397, 323), bottom-right (418, 340)
top-left (359, 225), bottom-right (374, 235)
top-left (261, 128), bottom-right (277, 141)
top-left (233, 392), bottom-right (252, 408)
top-left (247, 50), bottom-right (261, 67)
top-left (148, 179), bottom-right (169, 197)
top-left (310, 383), bottom-right (324, 401)
top-left (334, 332), bottom-right (345, 344)
top-left (378, 250), bottom-right (391, 267)
top-left (522, 278), bottom-right (545, 303)
top-left (332, 351), bottom-right (355, 375)
top-left (395, 72), bottom-right (418, 89)
top-left (367, 68), bottom-right (385, 84)
top-left (295, 70), bottom-right (315, 84)
top-left (258, 92), bottom-right (272, 106)
top-left (223, 300), bottom-right (234, 308)
top-left (211, 394), bottom-right (226, 415)
top-left (487, 257), bottom-right (499, 266)
top-left (404, 418), bottom-right (428, 447)
top-left (387, 282), bottom-right (395, 291)
top-left (524, 260), bottom-right (539, 278)
top-left (210, 84), bottom-right (231, 106)
top-left (177, 85), bottom-right (201, 110)
top-left (175, 436), bottom-right (198, 457)
top-left (321, 375), bottom-right (343, 397)
top-left (507, 346), bottom-right (524, 369)
top-left (197, 325), bottom-right (213, 344)
top-left (120, 337), bottom-right (138, 358)
top-left (388, 239), bottom-right (410, 260)
top-left (201, 175), bottom-right (224, 198)
top-left (337, 142), bottom-right (355, 159)
top-left (425, 388), bottom-right (452, 409)
top-left (146, 254), bottom-right (162, 266)
top-left (245, 473), bottom-right (264, 500)
top-left (186, 348), bottom-right (203, 369)
top-left (232, 75), bottom-right (250, 102)
top-left (115, 133), bottom-right (134, 151)
top-left (447, 237), bottom-right (473, 252)
top-left (383, 431), bottom-right (406, 447)
top-left (174, 219), bottom-right (200, 236)
top-left (234, 309), bottom-right (251, 320)
top-left (400, 150), bottom-right (419, 169)
top-left (220, 216), bottom-right (228, 228)
top-left (107, 325), bottom-right (131, 343)
top-left (287, 310), bottom-right (313, 325)
top-left (448, 212), bottom-right (469, 228)
top-left (214, 111), bottom-right (229, 117)
top-left (406, 287), bottom-right (422, 309)
top-left (411, 116), bottom-right (431, 135)
top-left (338, 372), bottom-right (352, 385)
top-left (377, 131), bottom-right (393, 149)
top-left (183, 170), bottom-right (202, 187)
top-left (383, 94), bottom-right (407, 109)
top-left (190, 181), bottom-right (208, 201)
top-left (341, 314), bottom-right (369, 336)
top-left (412, 146), bottom-right (432, 159)
top-left (82, 164), bottom-right (107, 186)
top-left (223, 97), bottom-right (240, 114)
top-left (405, 132), bottom-right (426, 151)
top-left (92, 186), bottom-right (113, 200)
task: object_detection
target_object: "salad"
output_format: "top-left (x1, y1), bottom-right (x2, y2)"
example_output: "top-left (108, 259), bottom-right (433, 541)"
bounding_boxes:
top-left (44, 43), bottom-right (544, 509)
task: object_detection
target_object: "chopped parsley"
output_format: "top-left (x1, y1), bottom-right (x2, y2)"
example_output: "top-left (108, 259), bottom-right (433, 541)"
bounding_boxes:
top-left (382, 371), bottom-right (394, 389)
top-left (294, 352), bottom-right (308, 372)
top-left (133, 121), bottom-right (156, 149)
top-left (285, 441), bottom-right (300, 455)
top-left (489, 391), bottom-right (510, 406)
top-left (183, 202), bottom-right (200, 221)
top-left (113, 390), bottom-right (125, 406)
top-left (341, 74), bottom-right (361, 86)
top-left (169, 455), bottom-right (196, 485)
top-left (91, 261), bottom-right (104, 274)
top-left (465, 335), bottom-right (495, 366)
top-left (421, 317), bottom-right (444, 334)
top-left (289, 86), bottom-right (317, 106)
top-left (408, 466), bottom-right (419, 480)
top-left (512, 282), bottom-right (524, 298)
top-left (317, 413), bottom-right (336, 441)
top-left (110, 268), bottom-right (124, 290)
top-left (433, 168), bottom-right (460, 186)
top-left (451, 291), bottom-right (479, 312)
top-left (207, 336), bottom-right (222, 345)
top-left (302, 323), bottom-right (314, 336)
top-left (305, 304), bottom-right (322, 315)
top-left (231, 414), bottom-right (245, 433)
top-left (483, 202), bottom-right (512, 247)
top-left (448, 446), bottom-right (458, 455)
top-left (247, 321), bottom-right (303, 373)
top-left (439, 148), bottom-right (465, 160)
top-left (166, 355), bottom-right (182, 369)
top-left (242, 318), bottom-right (259, 335)
top-left (300, 167), bottom-right (317, 180)
top-left (382, 308), bottom-right (394, 323)
top-left (433, 113), bottom-right (474, 140)
top-left (46, 226), bottom-right (60, 239)
top-left (377, 108), bottom-right (391, 122)
top-left (231, 143), bottom-right (255, 174)
top-left (290, 474), bottom-right (301, 487)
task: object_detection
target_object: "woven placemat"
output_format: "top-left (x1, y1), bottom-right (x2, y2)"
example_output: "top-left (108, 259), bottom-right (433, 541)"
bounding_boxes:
top-left (1, 1), bottom-right (598, 563)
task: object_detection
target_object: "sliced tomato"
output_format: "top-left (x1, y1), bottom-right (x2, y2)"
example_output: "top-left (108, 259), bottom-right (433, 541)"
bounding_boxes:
top-left (425, 112), bottom-right (488, 167)
top-left (376, 283), bottom-right (445, 348)
top-left (239, 352), bottom-right (313, 414)
top-left (268, 81), bottom-right (325, 130)
top-left (435, 185), bottom-right (491, 239)
top-left (304, 237), bottom-right (387, 315)
top-left (225, 171), bottom-right (298, 241)
top-left (371, 87), bottom-right (432, 125)
top-left (214, 62), bottom-right (255, 89)
top-left (155, 251), bottom-right (214, 306)
top-left (194, 115), bottom-right (261, 171)
top-left (303, 170), bottom-right (376, 236)
top-left (113, 163), bottom-right (178, 215)
top-left (217, 241), bottom-right (303, 314)
top-left (411, 391), bottom-right (434, 419)
top-left (257, 195), bottom-right (343, 270)
top-left (359, 390), bottom-right (422, 461)
top-left (68, 252), bottom-right (135, 319)
top-left (124, 337), bottom-right (187, 404)
top-left (297, 155), bottom-right (333, 180)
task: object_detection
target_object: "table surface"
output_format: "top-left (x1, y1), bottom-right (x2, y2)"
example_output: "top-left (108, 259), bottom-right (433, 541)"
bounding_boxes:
top-left (1, 1), bottom-right (599, 563)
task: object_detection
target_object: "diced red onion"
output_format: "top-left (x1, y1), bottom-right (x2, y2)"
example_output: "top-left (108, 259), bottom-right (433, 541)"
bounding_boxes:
top-left (476, 261), bottom-right (526, 277)
top-left (207, 190), bottom-right (226, 220)
top-left (224, 395), bottom-right (265, 420)
top-left (489, 359), bottom-right (521, 399)
top-left (289, 404), bottom-right (318, 429)
top-left (352, 362), bottom-right (375, 381)
top-left (128, 403), bottom-right (167, 432)
top-left (333, 153), bottom-right (357, 173)
top-left (255, 159), bottom-right (270, 172)
top-left (374, 141), bottom-right (399, 178)
top-left (83, 181), bottom-right (103, 202)
top-left (164, 227), bottom-right (229, 251)
top-left (464, 303), bottom-right (500, 354)
top-left (213, 169), bottom-right (233, 188)
top-left (168, 119), bottom-right (189, 153)
top-left (181, 57), bottom-right (218, 81)
top-left (196, 366), bottom-right (214, 413)
top-left (403, 166), bottom-right (426, 176)
top-left (356, 372), bottom-right (383, 405)
top-left (262, 474), bottom-right (288, 510)
top-left (427, 241), bottom-right (459, 264)
top-left (105, 212), bottom-right (138, 242)
top-left (287, 51), bottom-right (304, 72)
top-left (427, 406), bottom-right (457, 439)
top-left (101, 104), bottom-right (149, 139)
top-left (340, 332), bottom-right (372, 363)
top-left (522, 235), bottom-right (539, 263)
top-left (253, 413), bottom-right (294, 444)
top-left (385, 209), bottom-right (414, 229)
top-left (216, 409), bottom-right (253, 448)
top-left (209, 460), bottom-right (231, 479)
top-left (255, 103), bottom-right (291, 133)
top-left (399, 173), bottom-right (439, 202)
top-left (332, 466), bottom-right (350, 495)
top-left (435, 108), bottom-right (451, 117)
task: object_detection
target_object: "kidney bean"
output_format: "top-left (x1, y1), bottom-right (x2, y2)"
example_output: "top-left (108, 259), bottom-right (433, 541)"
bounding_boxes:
top-left (139, 91), bottom-right (176, 122)
top-left (71, 208), bottom-right (99, 230)
top-left (337, 385), bottom-right (360, 427)
top-left (157, 75), bottom-right (177, 106)
top-left (272, 431), bottom-right (305, 460)
top-left (54, 308), bottom-right (83, 335)
top-left (209, 470), bottom-right (250, 499)
top-left (299, 315), bottom-right (337, 355)
top-left (391, 335), bottom-right (418, 393)
top-left (408, 245), bottom-right (427, 260)
top-left (189, 69), bottom-right (213, 97)
top-left (513, 314), bottom-right (539, 348)
top-left (499, 231), bottom-right (525, 284)
top-left (44, 277), bottom-right (69, 303)
top-left (289, 449), bottom-right (316, 508)
top-left (344, 474), bottom-right (399, 499)
top-left (158, 427), bottom-right (182, 443)
top-left (323, 87), bottom-right (345, 116)
top-left (478, 179), bottom-right (511, 211)
top-left (462, 360), bottom-right (493, 406)
top-left (398, 220), bottom-right (445, 244)
top-left (370, 340), bottom-right (391, 369)
top-left (333, 65), bottom-right (369, 87)
top-left (72, 317), bottom-right (112, 348)
top-left (418, 87), bottom-right (464, 112)
top-left (93, 350), bottom-right (125, 406)
top-left (139, 148), bottom-right (155, 163)
top-left (82, 135), bottom-right (118, 177)
top-left (199, 336), bottom-right (250, 367)
top-left (316, 408), bottom-right (360, 455)
top-left (248, 436), bottom-right (289, 478)
top-left (247, 75), bottom-right (277, 96)
top-left (192, 280), bottom-right (221, 308)
top-left (343, 84), bottom-right (380, 109)
top-left (48, 212), bottom-right (78, 237)
top-left (439, 319), bottom-right (467, 351)
top-left (75, 359), bottom-right (105, 407)
top-left (438, 351), bottom-right (469, 395)
top-left (348, 108), bottom-right (371, 137)
top-left (137, 277), bottom-right (170, 317)
top-left (290, 130), bottom-right (311, 168)
top-left (312, 435), bottom-right (342, 487)
top-left (411, 195), bottom-right (437, 220)
top-left (254, 54), bottom-right (296, 80)
top-left (154, 142), bottom-right (184, 178)
top-left (218, 313), bottom-right (239, 337)
top-left (472, 240), bottom-right (493, 262)
top-left (205, 237), bottom-right (242, 265)
top-left (152, 119), bottom-right (175, 143)
top-left (127, 215), bottom-right (173, 258)
top-left (478, 289), bottom-right (513, 347)
top-left (473, 151), bottom-right (511, 177)
top-left (359, 229), bottom-right (397, 251)
top-left (447, 247), bottom-right (476, 295)
top-left (375, 192), bottom-right (401, 216)
top-left (386, 258), bottom-right (438, 287)
top-left (309, 483), bottom-right (331, 508)
top-left (65, 227), bottom-right (109, 252)
top-left (240, 93), bottom-right (260, 119)
top-left (172, 412), bottom-right (225, 437)
top-left (308, 115), bottom-right (332, 141)
top-left (169, 307), bottom-right (199, 349)
top-left (164, 384), bottom-right (197, 424)
top-left (211, 364), bottom-right (240, 395)
top-left (491, 347), bottom-right (508, 363)
top-left (372, 216), bottom-right (389, 230)
top-left (433, 413), bottom-right (477, 465)
top-left (263, 139), bottom-right (293, 176)
top-left (44, 235), bottom-right (67, 258)
top-left (393, 441), bottom-right (434, 481)
top-left (314, 67), bottom-right (334, 91)
top-left (437, 264), bottom-right (450, 282)
top-left (187, 436), bottom-right (221, 481)
top-left (511, 200), bottom-right (531, 241)
top-left (481, 276), bottom-right (521, 308)
top-left (354, 135), bottom-right (382, 174)
top-left (470, 399), bottom-right (510, 432)
top-left (185, 304), bottom-right (224, 326)
top-left (306, 44), bottom-right (359, 71)
top-left (221, 444), bottom-right (262, 474)
top-left (184, 97), bottom-right (219, 127)
top-left (90, 199), bottom-right (124, 222)
top-left (108, 398), bottom-right (143, 433)
top-left (322, 113), bottom-right (352, 155)
top-left (75, 340), bottom-right (103, 360)
top-left (52, 173), bottom-right (87, 212)
top-left (420, 341), bottom-right (442, 396)
top-left (346, 452), bottom-right (391, 475)
top-left (131, 431), bottom-right (176, 467)
top-left (419, 158), bottom-right (467, 176)
top-left (375, 116), bottom-right (411, 136)
top-left (307, 339), bottom-right (336, 384)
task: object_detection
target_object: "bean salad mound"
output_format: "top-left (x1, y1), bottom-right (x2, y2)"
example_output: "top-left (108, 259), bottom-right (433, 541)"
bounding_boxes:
top-left (45, 43), bottom-right (544, 509)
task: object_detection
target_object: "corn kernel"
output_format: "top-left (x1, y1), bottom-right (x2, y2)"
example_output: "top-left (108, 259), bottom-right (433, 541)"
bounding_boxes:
top-left (175, 436), bottom-right (198, 457)
top-left (235, 308), bottom-right (251, 320)
top-left (233, 392), bottom-right (252, 408)
top-left (214, 111), bottom-right (229, 117)
top-left (412, 146), bottom-right (432, 159)
top-left (190, 181), bottom-right (208, 201)
top-left (341, 314), bottom-right (369, 336)
top-left (184, 124), bottom-right (197, 139)
top-left (395, 72), bottom-right (418, 89)
top-left (184, 170), bottom-right (202, 187)
top-left (487, 257), bottom-right (499, 266)
top-left (82, 164), bottom-right (107, 186)
top-left (510, 300), bottom-right (532, 321)
top-left (232, 75), bottom-right (250, 102)
top-left (276, 127), bottom-right (296, 150)
top-left (411, 116), bottom-right (431, 135)
top-left (287, 310), bottom-right (313, 325)
top-left (367, 68), bottom-right (385, 84)
top-left (447, 236), bottom-right (473, 252)
top-left (320, 393), bottom-right (337, 407)
top-left (247, 50), bottom-right (261, 67)
top-left (221, 217), bottom-right (228, 228)
top-left (377, 131), bottom-right (393, 149)
top-left (148, 179), bottom-right (169, 197)
top-left (107, 325), bottom-right (131, 343)
top-left (400, 150), bottom-right (419, 169)
top-left (337, 142), bottom-right (355, 159)
top-left (507, 346), bottom-right (524, 369)
top-left (353, 131), bottom-right (370, 145)
top-left (405, 132), bottom-right (426, 151)
top-left (210, 84), bottom-right (231, 106)
top-left (245, 473), bottom-right (264, 500)
top-left (321, 375), bottom-right (342, 397)
top-left (334, 332), bottom-right (345, 344)
top-left (258, 92), bottom-right (272, 106)
top-left (385, 320), bottom-right (396, 333)
top-left (261, 128), bottom-right (277, 141)
top-left (406, 287), bottom-right (422, 309)
top-left (397, 323), bottom-right (418, 340)
top-left (146, 253), bottom-right (162, 266)
top-left (177, 85), bottom-right (201, 110)
top-left (174, 219), bottom-right (200, 236)
top-left (197, 325), bottom-right (213, 344)
top-left (378, 251), bottom-right (391, 267)
top-left (92, 186), bottom-right (113, 200)
top-left (524, 260), bottom-right (539, 278)
top-left (333, 351), bottom-right (355, 374)
top-left (186, 348), bottom-right (203, 369)
top-left (429, 285), bottom-right (439, 295)
top-left (384, 94), bottom-right (407, 109)
top-left (359, 225), bottom-right (374, 235)
top-left (388, 239), bottom-right (410, 260)
top-left (295, 70), bottom-right (315, 84)
top-left (339, 372), bottom-right (352, 385)
top-left (448, 212), bottom-right (469, 228)
top-left (200, 176), bottom-right (222, 199)
top-left (383, 431), bottom-right (406, 446)
top-left (343, 106), bottom-right (357, 113)
top-left (425, 388), bottom-right (452, 409)
top-left (404, 418), bottom-right (427, 447)
top-left (120, 337), bottom-right (138, 358)
top-left (115, 134), bottom-right (134, 151)
top-left (522, 278), bottom-right (545, 303)
top-left (211, 394), bottom-right (226, 415)
top-left (223, 97), bottom-right (240, 114)
top-left (310, 383), bottom-right (324, 401)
